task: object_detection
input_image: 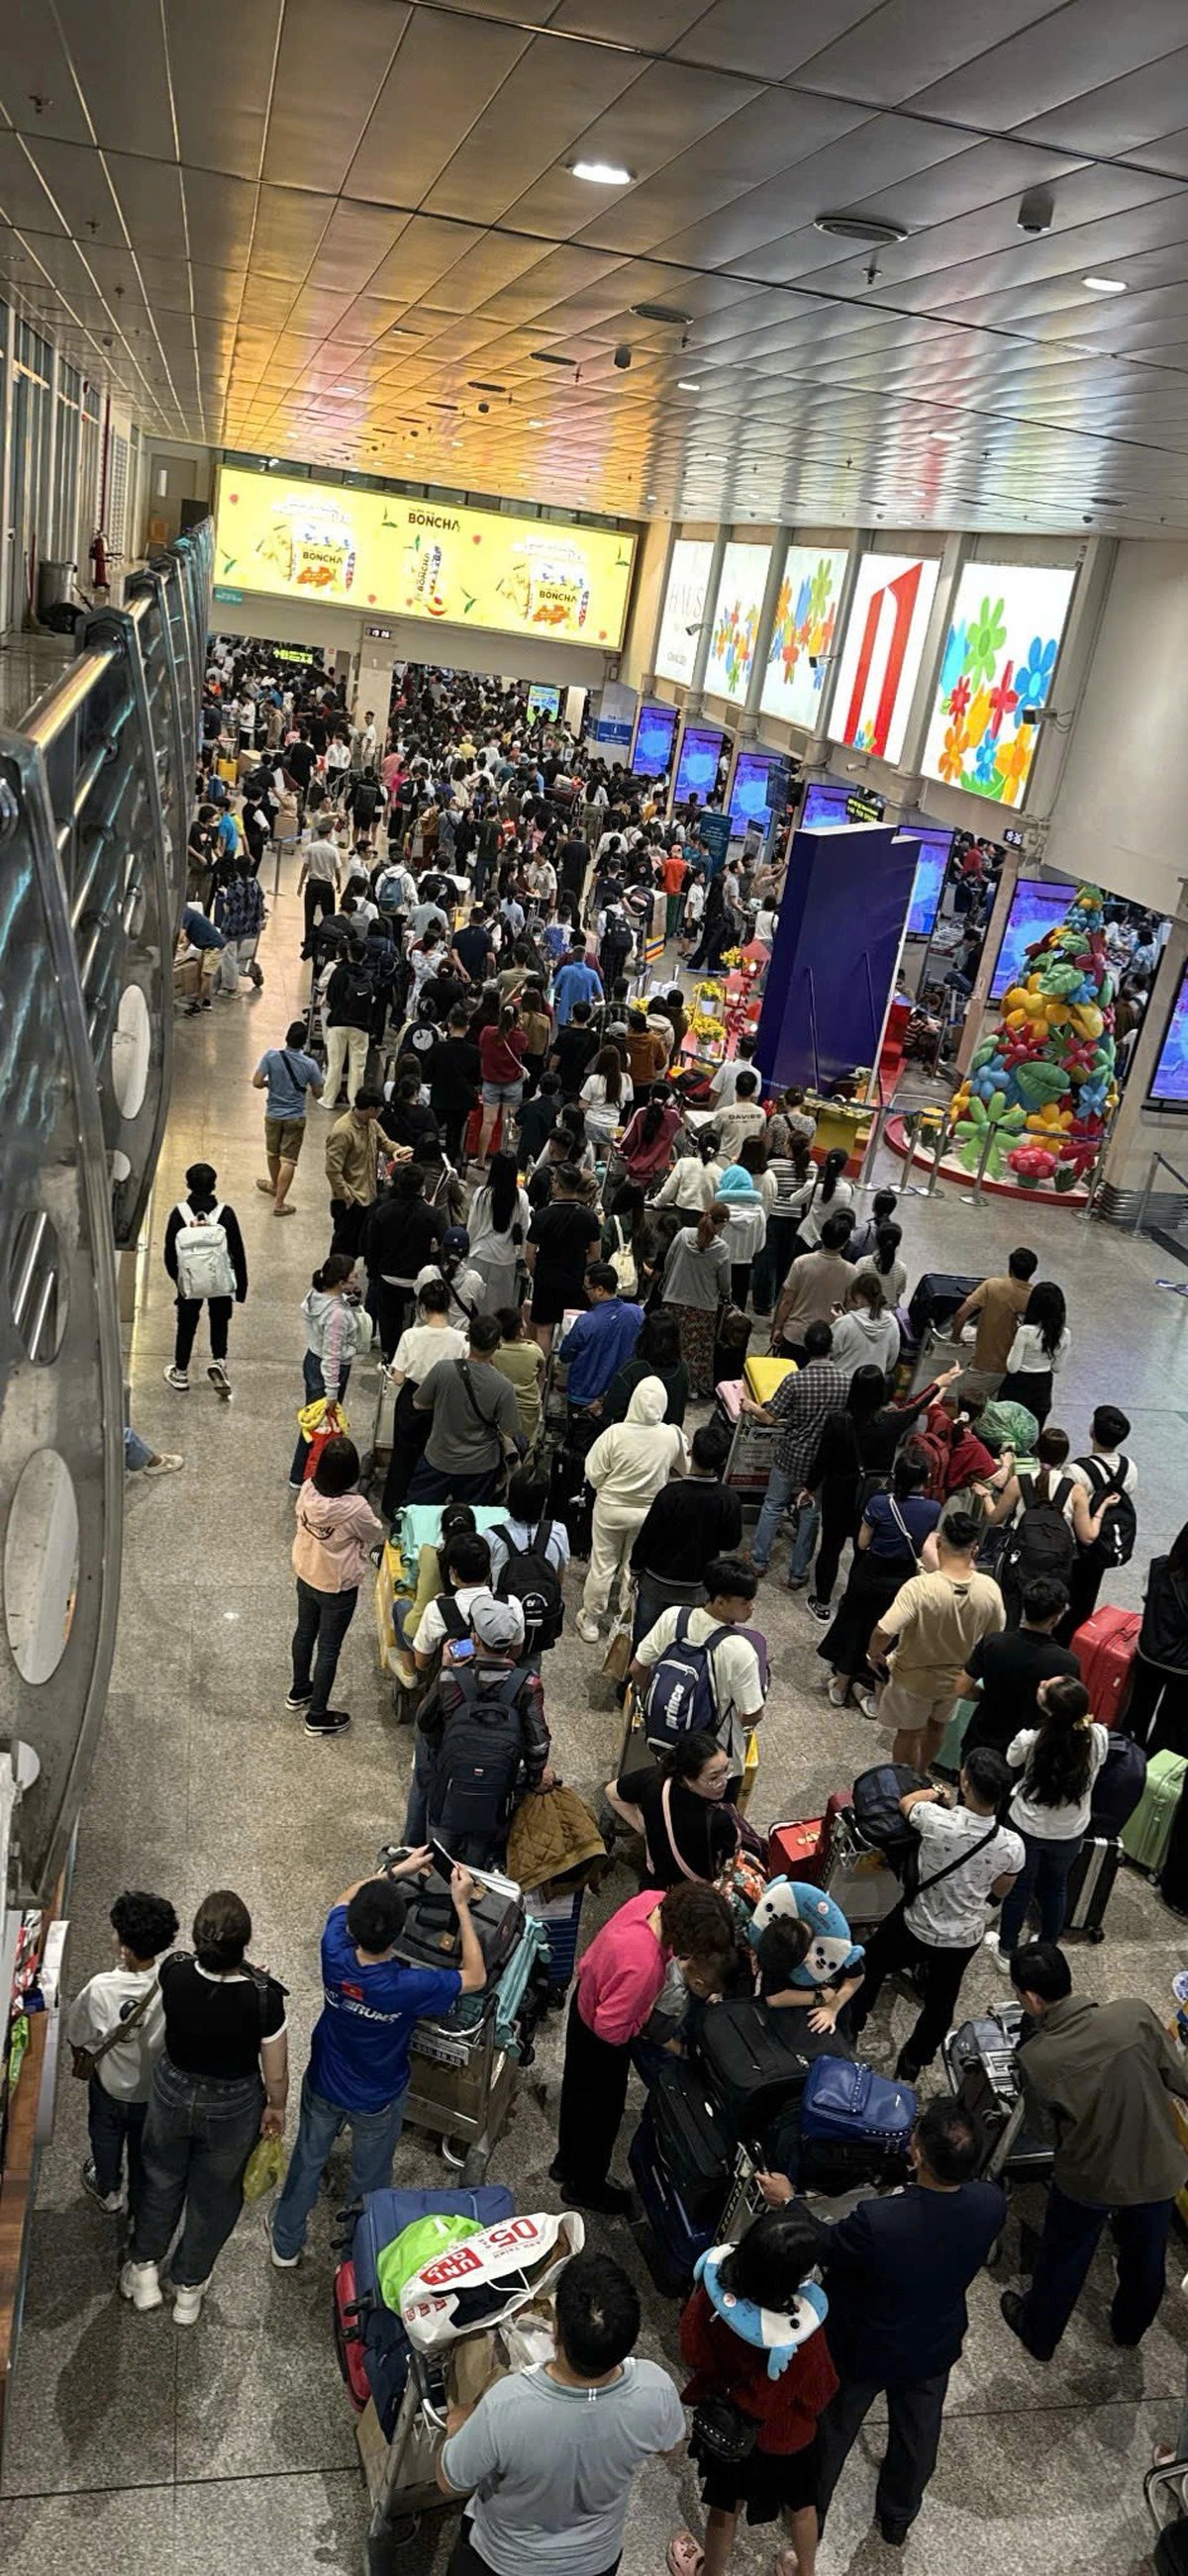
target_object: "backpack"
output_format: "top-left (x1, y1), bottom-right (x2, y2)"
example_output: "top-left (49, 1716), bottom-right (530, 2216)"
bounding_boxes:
top-left (911, 1425), bottom-right (950, 1505)
top-left (606, 1215), bottom-right (639, 1297)
top-left (493, 1522), bottom-right (564, 1651)
top-left (376, 867), bottom-right (410, 915)
top-left (173, 1201), bottom-right (236, 1300)
top-left (353, 782), bottom-right (380, 825)
top-left (644, 1608), bottom-right (730, 1751)
top-left (337, 962), bottom-right (374, 1023)
top-left (999, 1474), bottom-right (1076, 1591)
top-left (1077, 1455), bottom-right (1138, 1572)
top-left (429, 1666), bottom-right (532, 1853)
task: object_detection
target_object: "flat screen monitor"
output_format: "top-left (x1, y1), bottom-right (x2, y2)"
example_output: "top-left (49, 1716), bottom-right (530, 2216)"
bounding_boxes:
top-left (674, 723), bottom-right (724, 807)
top-left (1148, 961), bottom-right (1188, 1107)
top-left (989, 878), bottom-right (1074, 1000)
top-left (800, 780), bottom-right (852, 828)
top-left (902, 827), bottom-right (953, 938)
top-left (633, 701), bottom-right (680, 779)
top-left (526, 683), bottom-right (560, 721)
top-left (730, 749), bottom-right (782, 833)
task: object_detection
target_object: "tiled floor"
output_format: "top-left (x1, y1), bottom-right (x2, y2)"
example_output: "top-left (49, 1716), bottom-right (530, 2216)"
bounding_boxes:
top-left (5, 848), bottom-right (1188, 2575)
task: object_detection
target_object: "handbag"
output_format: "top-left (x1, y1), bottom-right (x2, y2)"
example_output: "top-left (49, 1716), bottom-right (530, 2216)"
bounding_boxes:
top-left (70, 1977), bottom-right (158, 2082)
top-left (602, 1623), bottom-right (634, 1683)
top-left (691, 2392), bottom-right (759, 2465)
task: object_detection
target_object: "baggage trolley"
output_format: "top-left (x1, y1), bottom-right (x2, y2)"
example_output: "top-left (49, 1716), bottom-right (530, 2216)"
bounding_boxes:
top-left (942, 2008), bottom-right (1053, 2190)
top-left (360, 2347), bottom-right (450, 2563)
top-left (235, 929), bottom-right (264, 990)
top-left (402, 1918), bottom-right (549, 2184)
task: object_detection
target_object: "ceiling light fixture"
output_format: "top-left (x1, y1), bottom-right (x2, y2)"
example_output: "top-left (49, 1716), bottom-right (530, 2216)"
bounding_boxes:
top-left (531, 349), bottom-right (575, 367)
top-left (632, 301), bottom-right (690, 325)
top-left (529, 418), bottom-right (544, 428)
top-left (570, 158), bottom-right (633, 186)
top-left (1083, 274), bottom-right (1127, 294)
top-left (930, 428), bottom-right (959, 442)
top-left (815, 212), bottom-right (908, 245)
top-left (677, 379), bottom-right (701, 391)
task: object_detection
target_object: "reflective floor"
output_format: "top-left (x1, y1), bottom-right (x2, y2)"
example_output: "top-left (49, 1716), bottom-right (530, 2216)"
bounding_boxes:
top-left (4, 846), bottom-right (1188, 2575)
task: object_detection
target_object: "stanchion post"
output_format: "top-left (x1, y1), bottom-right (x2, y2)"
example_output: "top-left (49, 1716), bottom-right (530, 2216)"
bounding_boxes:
top-left (925, 1109), bottom-right (954, 1194)
top-left (968, 1117), bottom-right (997, 1205)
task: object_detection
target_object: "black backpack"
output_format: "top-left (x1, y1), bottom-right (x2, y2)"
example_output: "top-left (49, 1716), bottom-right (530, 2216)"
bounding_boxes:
top-left (428, 1666), bottom-right (531, 1855)
top-left (999, 1474), bottom-right (1076, 1590)
top-left (338, 962), bottom-right (374, 1022)
top-left (493, 1521), bottom-right (564, 1651)
top-left (1077, 1455), bottom-right (1138, 1573)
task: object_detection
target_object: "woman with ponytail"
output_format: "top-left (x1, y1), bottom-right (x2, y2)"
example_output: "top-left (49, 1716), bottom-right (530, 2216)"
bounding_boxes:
top-left (619, 1080), bottom-right (682, 1187)
top-left (661, 1201), bottom-right (731, 1395)
top-left (476, 997), bottom-right (528, 1163)
top-left (994, 1674), bottom-right (1106, 1958)
top-left (466, 1148), bottom-right (531, 1313)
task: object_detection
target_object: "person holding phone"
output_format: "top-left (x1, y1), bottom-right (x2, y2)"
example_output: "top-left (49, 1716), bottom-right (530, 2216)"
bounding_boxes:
top-left (268, 1860), bottom-right (485, 2267)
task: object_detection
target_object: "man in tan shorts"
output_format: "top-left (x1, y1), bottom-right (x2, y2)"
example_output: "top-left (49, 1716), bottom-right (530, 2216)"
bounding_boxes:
top-left (251, 1018), bottom-right (324, 1214)
top-left (859, 1510), bottom-right (1005, 1768)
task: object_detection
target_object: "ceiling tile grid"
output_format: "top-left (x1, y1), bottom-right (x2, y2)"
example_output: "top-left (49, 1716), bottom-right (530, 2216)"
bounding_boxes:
top-left (0, 0), bottom-right (1186, 531)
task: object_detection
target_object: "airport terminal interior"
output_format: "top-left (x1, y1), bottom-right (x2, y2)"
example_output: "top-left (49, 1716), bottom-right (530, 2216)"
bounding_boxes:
top-left (6, 9), bottom-right (1188, 2576)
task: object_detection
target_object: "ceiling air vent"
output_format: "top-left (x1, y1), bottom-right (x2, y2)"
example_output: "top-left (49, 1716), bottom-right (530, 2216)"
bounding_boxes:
top-left (530, 349), bottom-right (576, 366)
top-left (631, 302), bottom-right (691, 325)
top-left (814, 213), bottom-right (909, 245)
top-left (468, 380), bottom-right (506, 393)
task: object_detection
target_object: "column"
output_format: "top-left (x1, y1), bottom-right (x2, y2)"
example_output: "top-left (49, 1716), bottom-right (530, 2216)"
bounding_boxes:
top-left (738, 532), bottom-right (789, 741)
top-left (952, 850), bottom-right (1021, 1080)
top-left (682, 525), bottom-right (728, 719)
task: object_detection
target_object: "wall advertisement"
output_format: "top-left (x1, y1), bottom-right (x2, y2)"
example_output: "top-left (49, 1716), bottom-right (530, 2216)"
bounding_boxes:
top-left (921, 561), bottom-right (1076, 810)
top-left (704, 542), bottom-right (772, 702)
top-left (760, 543), bottom-right (849, 730)
top-left (829, 551), bottom-right (940, 767)
top-left (213, 466), bottom-right (636, 649)
top-left (654, 538), bottom-right (715, 685)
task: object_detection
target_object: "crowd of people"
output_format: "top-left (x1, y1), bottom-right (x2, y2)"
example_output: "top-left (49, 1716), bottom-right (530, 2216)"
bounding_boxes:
top-left (78, 642), bottom-right (1188, 2573)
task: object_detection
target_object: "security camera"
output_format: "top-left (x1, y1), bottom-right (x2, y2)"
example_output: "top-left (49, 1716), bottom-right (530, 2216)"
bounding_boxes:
top-left (477, 400), bottom-right (490, 414)
top-left (1017, 185), bottom-right (1054, 236)
top-left (613, 343), bottom-right (632, 371)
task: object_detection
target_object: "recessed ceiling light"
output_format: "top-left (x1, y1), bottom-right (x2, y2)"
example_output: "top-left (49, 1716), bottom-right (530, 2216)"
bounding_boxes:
top-left (677, 379), bottom-right (701, 392)
top-left (1083, 274), bottom-right (1127, 294)
top-left (569, 159), bottom-right (633, 186)
top-left (1090, 492), bottom-right (1123, 508)
top-left (529, 418), bottom-right (544, 428)
top-left (531, 349), bottom-right (576, 367)
top-left (930, 428), bottom-right (959, 442)
top-left (815, 212), bottom-right (908, 245)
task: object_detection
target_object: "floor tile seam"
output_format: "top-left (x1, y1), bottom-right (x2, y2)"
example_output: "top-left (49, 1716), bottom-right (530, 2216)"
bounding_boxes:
top-left (2, 2461), bottom-right (362, 2503)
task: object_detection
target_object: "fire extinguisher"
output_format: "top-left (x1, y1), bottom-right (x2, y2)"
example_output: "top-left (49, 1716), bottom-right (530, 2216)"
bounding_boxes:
top-left (89, 529), bottom-right (110, 592)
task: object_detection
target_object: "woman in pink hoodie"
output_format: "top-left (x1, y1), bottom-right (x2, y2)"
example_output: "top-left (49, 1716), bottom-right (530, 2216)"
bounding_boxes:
top-left (288, 1435), bottom-right (383, 1739)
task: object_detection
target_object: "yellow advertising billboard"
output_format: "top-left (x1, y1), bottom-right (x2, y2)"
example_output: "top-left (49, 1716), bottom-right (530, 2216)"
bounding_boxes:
top-left (213, 466), bottom-right (636, 649)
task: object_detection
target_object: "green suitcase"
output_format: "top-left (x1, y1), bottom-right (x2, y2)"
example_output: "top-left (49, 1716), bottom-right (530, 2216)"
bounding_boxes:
top-left (1120, 1751), bottom-right (1188, 1878)
top-left (935, 1695), bottom-right (976, 1782)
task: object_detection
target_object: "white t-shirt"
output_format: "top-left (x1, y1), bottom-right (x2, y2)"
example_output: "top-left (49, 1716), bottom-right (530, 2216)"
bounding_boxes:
top-left (1007, 1722), bottom-right (1109, 1839)
top-left (415, 1582), bottom-right (525, 1658)
top-left (392, 1320), bottom-right (467, 1383)
top-left (904, 1802), bottom-right (1025, 1951)
top-left (1006, 1320), bottom-right (1071, 1376)
top-left (65, 1966), bottom-right (164, 2103)
top-left (634, 1605), bottom-right (764, 1770)
top-left (1067, 1450), bottom-right (1138, 1497)
top-left (790, 1173), bottom-right (855, 1248)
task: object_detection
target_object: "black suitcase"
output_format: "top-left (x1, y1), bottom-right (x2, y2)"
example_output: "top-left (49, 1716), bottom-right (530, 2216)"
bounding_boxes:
top-left (907, 1271), bottom-right (982, 1337)
top-left (696, 1998), bottom-right (849, 2142)
top-left (649, 2060), bottom-right (737, 2222)
top-left (382, 1862), bottom-right (525, 1981)
top-left (943, 2008), bottom-right (1052, 2180)
top-left (1063, 1834), bottom-right (1120, 1942)
top-left (629, 2106), bottom-right (718, 2295)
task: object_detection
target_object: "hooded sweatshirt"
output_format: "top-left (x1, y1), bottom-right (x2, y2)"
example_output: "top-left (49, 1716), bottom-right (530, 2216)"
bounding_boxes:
top-left (828, 1303), bottom-right (902, 1383)
top-left (715, 1162), bottom-right (768, 1264)
top-left (301, 1287), bottom-right (367, 1401)
top-left (585, 1377), bottom-right (687, 1513)
top-left (292, 1479), bottom-right (384, 1593)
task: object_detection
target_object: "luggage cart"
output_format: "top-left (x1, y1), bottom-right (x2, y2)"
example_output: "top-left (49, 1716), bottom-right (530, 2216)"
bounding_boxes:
top-left (401, 1917), bottom-right (550, 2185)
top-left (942, 2007), bottom-right (1054, 2188)
top-left (360, 2347), bottom-right (450, 2565)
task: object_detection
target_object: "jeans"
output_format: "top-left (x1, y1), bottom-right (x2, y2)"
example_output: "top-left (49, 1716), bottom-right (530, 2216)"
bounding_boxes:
top-left (329, 1197), bottom-right (367, 1260)
top-left (789, 1496), bottom-right (821, 1583)
top-left (999, 1831), bottom-right (1082, 1954)
top-left (174, 1294), bottom-right (232, 1371)
top-left (1014, 2182), bottom-right (1173, 2359)
top-left (848, 1911), bottom-right (978, 2077)
top-left (407, 1460), bottom-right (498, 1505)
top-left (123, 1426), bottom-right (153, 1472)
top-left (818, 2367), bottom-right (948, 2536)
top-left (289, 1347), bottom-right (352, 1485)
top-left (291, 1578), bottom-right (358, 1716)
top-left (633, 1571), bottom-right (704, 1650)
top-left (270, 2070), bottom-right (407, 2258)
top-left (302, 878), bottom-right (336, 950)
top-left (88, 2076), bottom-right (148, 2204)
top-left (750, 1463), bottom-right (801, 1573)
top-left (131, 2056), bottom-right (263, 2287)
top-left (750, 1214), bottom-right (798, 1317)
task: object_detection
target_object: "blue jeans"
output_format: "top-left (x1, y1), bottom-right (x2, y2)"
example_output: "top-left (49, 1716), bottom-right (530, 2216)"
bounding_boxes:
top-left (999, 1830), bottom-right (1081, 1955)
top-left (270, 2071), bottom-right (407, 2257)
top-left (789, 1496), bottom-right (820, 1583)
top-left (88, 2075), bottom-right (148, 2203)
top-left (1015, 2182), bottom-right (1172, 2359)
top-left (289, 1347), bottom-right (352, 1486)
top-left (124, 1426), bottom-right (153, 1472)
top-left (132, 2057), bottom-right (263, 2286)
top-left (751, 1465), bottom-right (813, 1574)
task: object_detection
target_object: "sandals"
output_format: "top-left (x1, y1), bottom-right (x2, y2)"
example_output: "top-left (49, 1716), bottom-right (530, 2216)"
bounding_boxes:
top-left (666, 2537), bottom-right (705, 2576)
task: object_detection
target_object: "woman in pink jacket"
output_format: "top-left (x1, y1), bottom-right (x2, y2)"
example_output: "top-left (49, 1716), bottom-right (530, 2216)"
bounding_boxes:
top-left (287, 1435), bottom-right (383, 1740)
top-left (550, 1880), bottom-right (734, 2215)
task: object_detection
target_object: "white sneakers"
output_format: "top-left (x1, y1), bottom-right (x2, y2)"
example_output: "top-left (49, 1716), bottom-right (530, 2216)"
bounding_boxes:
top-left (143, 1452), bottom-right (185, 1477)
top-left (207, 1361), bottom-right (231, 1398)
top-left (983, 1930), bottom-right (1013, 1975)
top-left (119, 2259), bottom-right (210, 2321)
top-left (163, 1365), bottom-right (189, 1391)
top-left (575, 1611), bottom-right (601, 1644)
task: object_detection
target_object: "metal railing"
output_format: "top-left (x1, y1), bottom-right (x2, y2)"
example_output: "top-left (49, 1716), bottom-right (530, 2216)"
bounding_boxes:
top-left (0, 520), bottom-right (213, 1903)
top-left (1133, 1149), bottom-right (1188, 1243)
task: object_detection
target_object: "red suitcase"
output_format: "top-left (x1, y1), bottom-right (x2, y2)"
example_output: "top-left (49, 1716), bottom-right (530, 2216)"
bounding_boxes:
top-left (768, 1819), bottom-right (827, 1882)
top-left (1072, 1606), bottom-right (1140, 1725)
top-left (333, 2258), bottom-right (371, 2414)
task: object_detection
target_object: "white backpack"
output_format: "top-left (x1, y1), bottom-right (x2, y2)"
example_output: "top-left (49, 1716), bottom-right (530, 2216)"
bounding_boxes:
top-left (173, 1202), bottom-right (236, 1300)
top-left (607, 1215), bottom-right (639, 1297)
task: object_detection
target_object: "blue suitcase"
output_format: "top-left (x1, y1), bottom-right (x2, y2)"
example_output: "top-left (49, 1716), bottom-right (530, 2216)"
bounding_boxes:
top-left (337, 2183), bottom-right (516, 2434)
top-left (629, 2108), bottom-right (717, 2298)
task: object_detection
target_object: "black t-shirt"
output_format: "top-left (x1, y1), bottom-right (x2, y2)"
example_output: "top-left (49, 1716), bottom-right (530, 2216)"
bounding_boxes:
top-left (631, 1478), bottom-right (742, 1581)
top-left (455, 923), bottom-right (496, 979)
top-left (286, 741), bottom-right (314, 787)
top-left (616, 1768), bottom-right (738, 1890)
top-left (962, 1628), bottom-right (1080, 1757)
top-left (551, 1023), bottom-right (599, 1094)
top-left (528, 1200), bottom-right (601, 1297)
top-left (423, 972), bottom-right (467, 1025)
top-left (426, 1033), bottom-right (481, 1111)
top-left (160, 1955), bottom-right (286, 2080)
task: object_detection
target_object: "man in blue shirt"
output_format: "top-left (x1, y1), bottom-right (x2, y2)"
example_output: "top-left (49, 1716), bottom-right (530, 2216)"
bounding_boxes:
top-left (269, 1859), bottom-right (486, 2265)
top-left (559, 1267), bottom-right (644, 1411)
top-left (552, 948), bottom-right (604, 1027)
top-left (251, 1018), bottom-right (324, 1215)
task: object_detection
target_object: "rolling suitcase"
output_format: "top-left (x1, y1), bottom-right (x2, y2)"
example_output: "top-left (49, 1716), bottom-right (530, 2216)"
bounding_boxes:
top-left (934, 1695), bottom-right (976, 1783)
top-left (524, 1885), bottom-right (586, 1995)
top-left (339, 2182), bottom-right (516, 2435)
top-left (1159, 1772), bottom-right (1188, 1919)
top-left (767, 1817), bottom-right (830, 1884)
top-left (649, 2059), bottom-right (738, 2221)
top-left (1120, 1750), bottom-right (1188, 1879)
top-left (629, 2106), bottom-right (718, 2295)
top-left (906, 1272), bottom-right (981, 1337)
top-left (1063, 1834), bottom-right (1120, 1942)
top-left (943, 2009), bottom-right (1052, 2181)
top-left (696, 1999), bottom-right (848, 2144)
top-left (1090, 1732), bottom-right (1147, 1837)
top-left (1072, 1605), bottom-right (1140, 1724)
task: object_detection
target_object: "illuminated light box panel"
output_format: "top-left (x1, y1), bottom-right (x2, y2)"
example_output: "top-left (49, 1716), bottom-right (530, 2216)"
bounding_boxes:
top-left (922, 561), bottom-right (1076, 812)
top-left (654, 537), bottom-right (715, 685)
top-left (830, 552), bottom-right (940, 767)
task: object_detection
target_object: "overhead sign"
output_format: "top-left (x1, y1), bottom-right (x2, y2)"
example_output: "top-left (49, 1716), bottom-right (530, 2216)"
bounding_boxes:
top-left (845, 789), bottom-right (886, 822)
top-left (214, 466), bottom-right (636, 650)
top-left (364, 621), bottom-right (393, 639)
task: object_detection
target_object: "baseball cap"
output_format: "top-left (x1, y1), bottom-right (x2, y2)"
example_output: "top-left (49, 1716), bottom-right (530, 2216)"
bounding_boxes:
top-left (470, 1596), bottom-right (525, 1653)
top-left (442, 1226), bottom-right (470, 1253)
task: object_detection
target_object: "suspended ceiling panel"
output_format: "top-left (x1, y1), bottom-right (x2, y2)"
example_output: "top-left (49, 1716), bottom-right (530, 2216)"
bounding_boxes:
top-left (1, 0), bottom-right (1188, 531)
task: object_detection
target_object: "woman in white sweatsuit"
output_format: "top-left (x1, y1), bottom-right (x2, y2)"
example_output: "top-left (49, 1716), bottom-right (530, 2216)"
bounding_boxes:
top-left (576, 1377), bottom-right (687, 1642)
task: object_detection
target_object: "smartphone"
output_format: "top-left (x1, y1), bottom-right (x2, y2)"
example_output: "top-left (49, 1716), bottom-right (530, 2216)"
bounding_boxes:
top-left (448, 1638), bottom-right (476, 1663)
top-left (431, 1839), bottom-right (457, 1881)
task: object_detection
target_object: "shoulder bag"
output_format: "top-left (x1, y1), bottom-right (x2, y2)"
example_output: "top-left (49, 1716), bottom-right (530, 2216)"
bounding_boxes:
top-left (70, 1978), bottom-right (158, 2082)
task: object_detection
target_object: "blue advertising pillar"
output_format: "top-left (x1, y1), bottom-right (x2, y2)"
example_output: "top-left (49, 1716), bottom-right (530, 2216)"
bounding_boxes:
top-left (754, 822), bottom-right (919, 1094)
